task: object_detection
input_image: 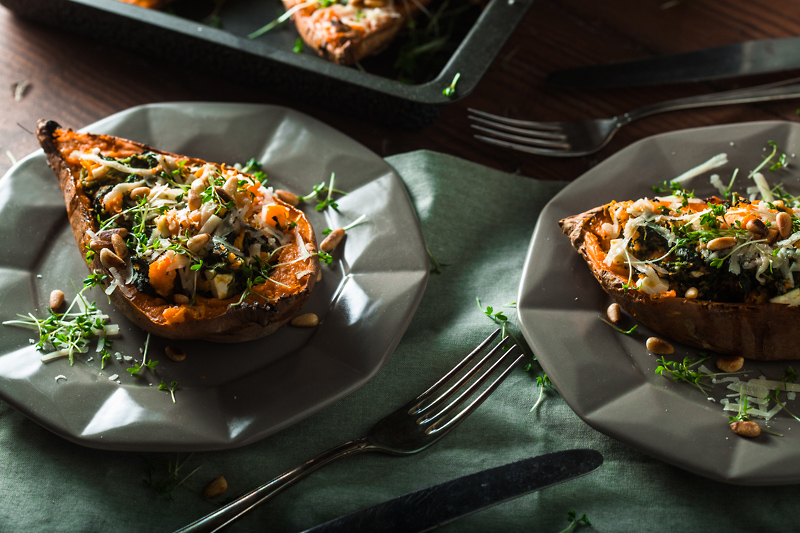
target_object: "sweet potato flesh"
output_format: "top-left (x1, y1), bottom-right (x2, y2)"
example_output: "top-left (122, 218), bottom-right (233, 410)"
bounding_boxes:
top-left (572, 195), bottom-right (800, 304)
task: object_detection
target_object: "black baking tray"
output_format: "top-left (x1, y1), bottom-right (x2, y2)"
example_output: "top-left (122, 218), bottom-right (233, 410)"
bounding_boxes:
top-left (1, 0), bottom-right (533, 128)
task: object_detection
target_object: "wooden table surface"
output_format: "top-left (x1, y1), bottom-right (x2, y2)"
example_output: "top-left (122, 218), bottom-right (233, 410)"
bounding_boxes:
top-left (2, 0), bottom-right (800, 182)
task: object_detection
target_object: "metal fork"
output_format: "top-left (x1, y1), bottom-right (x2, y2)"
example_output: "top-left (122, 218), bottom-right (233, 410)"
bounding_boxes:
top-left (469, 79), bottom-right (800, 157)
top-left (175, 329), bottom-right (523, 532)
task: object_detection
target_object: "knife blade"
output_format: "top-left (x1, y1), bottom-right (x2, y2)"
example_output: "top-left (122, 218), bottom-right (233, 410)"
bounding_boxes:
top-left (546, 36), bottom-right (800, 88)
top-left (302, 449), bottom-right (603, 533)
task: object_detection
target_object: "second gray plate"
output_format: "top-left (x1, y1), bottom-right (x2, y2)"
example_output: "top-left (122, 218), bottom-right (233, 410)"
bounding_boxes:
top-left (518, 121), bottom-right (800, 486)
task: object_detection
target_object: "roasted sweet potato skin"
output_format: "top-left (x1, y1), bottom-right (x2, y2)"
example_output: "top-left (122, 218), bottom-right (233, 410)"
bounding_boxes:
top-left (560, 206), bottom-right (800, 361)
top-left (37, 119), bottom-right (319, 342)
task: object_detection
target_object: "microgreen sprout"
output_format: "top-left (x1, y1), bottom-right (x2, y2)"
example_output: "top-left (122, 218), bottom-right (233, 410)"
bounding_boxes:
top-left (730, 391), bottom-right (783, 436)
top-left (768, 392), bottom-right (800, 424)
top-left (598, 316), bottom-right (637, 335)
top-left (159, 380), bottom-right (179, 403)
top-left (240, 158), bottom-right (268, 181)
top-left (476, 298), bottom-right (536, 363)
top-left (655, 355), bottom-right (712, 395)
top-left (322, 213), bottom-right (368, 236)
top-left (559, 510), bottom-right (591, 532)
top-left (293, 37), bottom-right (304, 53)
top-left (749, 141), bottom-right (787, 178)
top-left (426, 246), bottom-right (449, 275)
top-left (83, 272), bottom-right (108, 289)
top-left (316, 251), bottom-right (334, 264)
top-left (247, 0), bottom-right (317, 39)
top-left (297, 174), bottom-right (347, 212)
top-left (316, 173), bottom-right (341, 211)
top-left (530, 374), bottom-right (551, 412)
top-left (3, 284), bottom-right (118, 365)
top-left (143, 454), bottom-right (203, 500)
top-left (709, 238), bottom-right (767, 269)
top-left (728, 392), bottom-right (754, 423)
top-left (127, 333), bottom-right (157, 375)
top-left (442, 72), bottom-right (460, 98)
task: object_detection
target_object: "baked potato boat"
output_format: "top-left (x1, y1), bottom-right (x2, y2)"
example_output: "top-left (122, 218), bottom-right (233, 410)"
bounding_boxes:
top-left (37, 119), bottom-right (320, 342)
top-left (282, 0), bottom-right (432, 65)
top-left (560, 191), bottom-right (800, 361)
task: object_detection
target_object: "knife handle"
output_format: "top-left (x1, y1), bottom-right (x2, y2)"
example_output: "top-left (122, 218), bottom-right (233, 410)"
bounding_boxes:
top-left (624, 78), bottom-right (800, 123)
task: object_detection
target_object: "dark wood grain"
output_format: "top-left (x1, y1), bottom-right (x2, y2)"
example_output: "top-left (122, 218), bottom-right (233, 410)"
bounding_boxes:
top-left (2, 0), bottom-right (800, 182)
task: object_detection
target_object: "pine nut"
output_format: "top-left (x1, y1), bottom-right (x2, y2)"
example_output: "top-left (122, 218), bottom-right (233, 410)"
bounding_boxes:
top-left (290, 313), bottom-right (319, 327)
top-left (706, 236), bottom-right (737, 251)
top-left (98, 227), bottom-right (128, 239)
top-left (187, 188), bottom-right (202, 211)
top-left (777, 211), bottom-right (793, 239)
top-left (111, 233), bottom-right (128, 259)
top-left (215, 186), bottom-right (233, 204)
top-left (275, 189), bottom-right (299, 206)
top-left (165, 345), bottom-right (186, 362)
top-left (730, 420), bottom-right (761, 438)
top-left (191, 178), bottom-right (206, 195)
top-left (173, 293), bottom-right (190, 305)
top-left (646, 337), bottom-right (674, 355)
top-left (130, 186), bottom-right (150, 201)
top-left (202, 476), bottom-right (228, 499)
top-left (320, 228), bottom-right (345, 252)
top-left (187, 233), bottom-right (210, 254)
top-left (606, 302), bottom-right (621, 324)
top-left (684, 287), bottom-right (698, 299)
top-left (716, 355), bottom-right (744, 373)
top-left (766, 228), bottom-right (780, 245)
top-left (223, 176), bottom-right (239, 197)
top-left (90, 228), bottom-right (129, 252)
top-left (99, 248), bottom-right (125, 270)
top-left (49, 289), bottom-right (65, 310)
top-left (745, 218), bottom-right (767, 236)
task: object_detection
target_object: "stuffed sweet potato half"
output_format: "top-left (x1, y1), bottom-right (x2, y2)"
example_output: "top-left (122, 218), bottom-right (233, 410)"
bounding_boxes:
top-left (560, 192), bottom-right (800, 361)
top-left (282, 0), bottom-right (433, 65)
top-left (37, 119), bottom-right (320, 342)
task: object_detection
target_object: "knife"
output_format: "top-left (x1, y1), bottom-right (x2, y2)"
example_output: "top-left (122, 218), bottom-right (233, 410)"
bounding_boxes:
top-left (302, 449), bottom-right (603, 532)
top-left (546, 36), bottom-right (800, 88)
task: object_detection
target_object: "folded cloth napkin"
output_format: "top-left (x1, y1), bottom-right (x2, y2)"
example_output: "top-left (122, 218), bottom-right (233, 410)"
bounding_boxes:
top-left (2, 150), bottom-right (799, 533)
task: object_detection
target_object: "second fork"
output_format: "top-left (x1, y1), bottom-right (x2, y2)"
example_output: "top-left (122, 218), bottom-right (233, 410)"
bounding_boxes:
top-left (469, 78), bottom-right (800, 157)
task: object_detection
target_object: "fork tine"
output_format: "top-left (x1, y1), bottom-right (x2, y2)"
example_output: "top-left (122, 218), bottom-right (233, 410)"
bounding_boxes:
top-left (469, 116), bottom-right (567, 141)
top-left (414, 337), bottom-right (511, 421)
top-left (473, 134), bottom-right (577, 157)
top-left (471, 125), bottom-right (571, 150)
top-left (409, 328), bottom-right (502, 414)
top-left (467, 108), bottom-right (562, 130)
top-left (425, 344), bottom-right (523, 435)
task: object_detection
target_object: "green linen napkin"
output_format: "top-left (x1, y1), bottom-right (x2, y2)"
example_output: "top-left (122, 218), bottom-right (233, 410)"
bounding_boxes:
top-left (1, 150), bottom-right (798, 533)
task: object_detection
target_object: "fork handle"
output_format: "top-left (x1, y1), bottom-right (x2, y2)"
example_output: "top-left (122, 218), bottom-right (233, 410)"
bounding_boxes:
top-left (173, 437), bottom-right (373, 533)
top-left (622, 81), bottom-right (800, 124)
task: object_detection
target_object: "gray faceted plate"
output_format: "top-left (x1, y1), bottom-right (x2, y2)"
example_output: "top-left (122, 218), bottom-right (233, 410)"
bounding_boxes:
top-left (0, 102), bottom-right (428, 452)
top-left (518, 121), bottom-right (800, 486)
